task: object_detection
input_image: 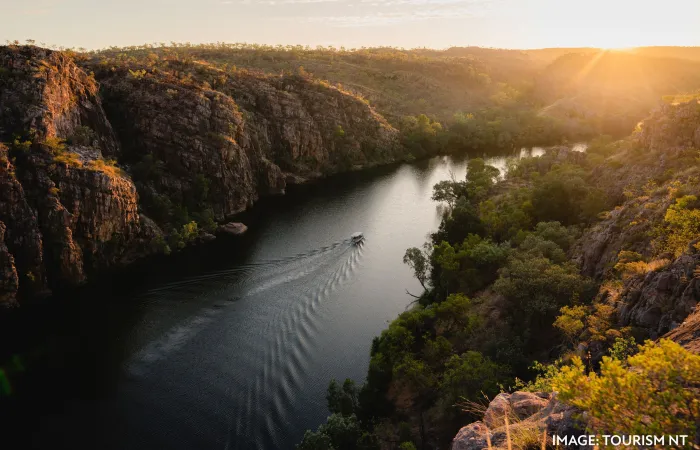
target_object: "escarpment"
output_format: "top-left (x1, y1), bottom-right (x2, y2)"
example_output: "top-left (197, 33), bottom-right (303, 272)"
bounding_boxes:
top-left (92, 60), bottom-right (401, 222)
top-left (0, 45), bottom-right (157, 305)
top-left (0, 45), bottom-right (403, 305)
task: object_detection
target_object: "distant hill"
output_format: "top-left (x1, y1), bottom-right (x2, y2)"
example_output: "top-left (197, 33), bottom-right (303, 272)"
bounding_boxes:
top-left (534, 50), bottom-right (700, 135)
top-left (89, 44), bottom-right (510, 125)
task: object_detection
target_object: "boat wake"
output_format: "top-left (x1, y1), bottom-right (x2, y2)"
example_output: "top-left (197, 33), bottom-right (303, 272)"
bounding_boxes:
top-left (123, 237), bottom-right (365, 448)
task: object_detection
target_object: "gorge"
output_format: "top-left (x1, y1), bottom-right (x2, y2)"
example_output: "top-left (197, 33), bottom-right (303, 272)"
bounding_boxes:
top-left (1, 42), bottom-right (700, 450)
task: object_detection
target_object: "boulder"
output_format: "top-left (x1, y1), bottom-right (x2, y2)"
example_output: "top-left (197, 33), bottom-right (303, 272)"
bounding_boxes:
top-left (451, 422), bottom-right (491, 450)
top-left (483, 392), bottom-right (549, 429)
top-left (219, 222), bottom-right (248, 236)
top-left (452, 392), bottom-right (583, 450)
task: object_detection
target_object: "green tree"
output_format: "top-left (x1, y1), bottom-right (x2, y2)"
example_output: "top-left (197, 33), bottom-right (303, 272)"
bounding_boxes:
top-left (403, 243), bottom-right (432, 290)
top-left (327, 379), bottom-right (359, 416)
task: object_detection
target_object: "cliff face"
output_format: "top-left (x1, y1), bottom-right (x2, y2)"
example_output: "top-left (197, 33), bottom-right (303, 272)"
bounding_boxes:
top-left (0, 46), bottom-right (159, 306)
top-left (94, 60), bottom-right (401, 222)
top-left (0, 46), bottom-right (403, 305)
top-left (571, 100), bottom-right (700, 353)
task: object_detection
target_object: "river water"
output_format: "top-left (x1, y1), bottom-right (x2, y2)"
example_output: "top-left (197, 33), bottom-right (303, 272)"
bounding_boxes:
top-left (0, 149), bottom-right (565, 450)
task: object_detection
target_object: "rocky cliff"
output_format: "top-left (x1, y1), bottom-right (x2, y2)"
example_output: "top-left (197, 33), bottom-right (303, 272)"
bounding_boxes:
top-left (0, 46), bottom-right (159, 306)
top-left (91, 59), bottom-right (401, 223)
top-left (0, 45), bottom-right (403, 306)
top-left (571, 100), bottom-right (700, 353)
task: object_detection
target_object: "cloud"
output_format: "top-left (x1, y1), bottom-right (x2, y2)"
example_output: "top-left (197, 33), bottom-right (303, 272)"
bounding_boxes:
top-left (222, 0), bottom-right (343, 4)
top-left (222, 0), bottom-right (486, 5)
top-left (220, 0), bottom-right (496, 27)
top-left (302, 6), bottom-right (488, 26)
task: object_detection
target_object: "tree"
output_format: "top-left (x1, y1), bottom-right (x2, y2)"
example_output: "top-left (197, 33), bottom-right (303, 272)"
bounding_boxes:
top-left (327, 379), bottom-right (359, 416)
top-left (297, 430), bottom-right (334, 450)
top-left (553, 305), bottom-right (587, 346)
top-left (403, 243), bottom-right (432, 290)
top-left (432, 180), bottom-right (464, 208)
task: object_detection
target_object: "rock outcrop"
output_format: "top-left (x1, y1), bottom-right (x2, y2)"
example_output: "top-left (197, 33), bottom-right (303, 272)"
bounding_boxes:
top-left (219, 222), bottom-right (248, 236)
top-left (0, 45), bottom-right (404, 304)
top-left (614, 254), bottom-right (700, 340)
top-left (665, 306), bottom-right (700, 353)
top-left (94, 60), bottom-right (401, 222)
top-left (0, 46), bottom-right (159, 304)
top-left (639, 100), bottom-right (700, 152)
top-left (0, 221), bottom-right (19, 306)
top-left (451, 392), bottom-right (583, 450)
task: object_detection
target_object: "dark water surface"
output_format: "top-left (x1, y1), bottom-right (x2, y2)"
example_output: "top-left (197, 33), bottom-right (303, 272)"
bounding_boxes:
top-left (0, 152), bottom-right (546, 450)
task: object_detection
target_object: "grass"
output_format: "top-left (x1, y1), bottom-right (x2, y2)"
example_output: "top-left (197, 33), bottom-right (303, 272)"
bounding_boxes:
top-left (87, 158), bottom-right (124, 177)
top-left (459, 397), bottom-right (552, 450)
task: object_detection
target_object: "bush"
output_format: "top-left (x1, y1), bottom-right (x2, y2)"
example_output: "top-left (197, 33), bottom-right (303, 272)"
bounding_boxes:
top-left (660, 195), bottom-right (700, 256)
top-left (553, 339), bottom-right (700, 442)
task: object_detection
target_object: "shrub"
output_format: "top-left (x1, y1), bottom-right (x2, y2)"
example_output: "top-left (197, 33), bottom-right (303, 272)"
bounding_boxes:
top-left (553, 339), bottom-right (700, 442)
top-left (660, 195), bottom-right (700, 256)
top-left (67, 126), bottom-right (96, 146)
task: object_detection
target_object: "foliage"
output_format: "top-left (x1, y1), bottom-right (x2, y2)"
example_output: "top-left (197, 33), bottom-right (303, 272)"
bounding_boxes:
top-left (403, 243), bottom-right (433, 291)
top-left (327, 379), bottom-right (359, 417)
top-left (553, 305), bottom-right (587, 346)
top-left (531, 164), bottom-right (595, 225)
top-left (553, 339), bottom-right (700, 442)
top-left (432, 235), bottom-right (509, 294)
top-left (512, 359), bottom-right (569, 393)
top-left (88, 158), bottom-right (124, 177)
top-left (479, 189), bottom-right (533, 241)
top-left (659, 194), bottom-right (700, 256)
top-left (67, 125), bottom-right (97, 146)
top-left (607, 336), bottom-right (638, 362)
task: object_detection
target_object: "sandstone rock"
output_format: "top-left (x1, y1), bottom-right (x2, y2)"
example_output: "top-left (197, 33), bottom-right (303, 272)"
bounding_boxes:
top-left (510, 392), bottom-right (549, 419)
top-left (200, 232), bottom-right (217, 243)
top-left (665, 305), bottom-right (700, 353)
top-left (219, 222), bottom-right (248, 236)
top-left (96, 61), bottom-right (401, 223)
top-left (0, 45), bottom-right (403, 304)
top-left (452, 393), bottom-right (583, 450)
top-left (0, 46), bottom-right (159, 303)
top-left (483, 393), bottom-right (511, 429)
top-left (483, 392), bottom-right (548, 429)
top-left (615, 254), bottom-right (700, 339)
top-left (451, 422), bottom-right (490, 450)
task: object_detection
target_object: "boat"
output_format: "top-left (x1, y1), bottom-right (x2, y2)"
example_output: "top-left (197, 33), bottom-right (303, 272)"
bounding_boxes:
top-left (350, 232), bottom-right (364, 245)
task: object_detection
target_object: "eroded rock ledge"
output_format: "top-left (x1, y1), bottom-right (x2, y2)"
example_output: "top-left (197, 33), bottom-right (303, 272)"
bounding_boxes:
top-left (451, 392), bottom-right (582, 450)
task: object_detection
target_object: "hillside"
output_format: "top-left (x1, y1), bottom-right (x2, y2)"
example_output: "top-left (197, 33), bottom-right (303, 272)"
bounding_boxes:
top-left (535, 50), bottom-right (700, 136)
top-left (0, 44), bottom-right (402, 306)
top-left (87, 44), bottom-right (507, 126)
top-left (300, 100), bottom-right (700, 449)
top-left (87, 44), bottom-right (700, 142)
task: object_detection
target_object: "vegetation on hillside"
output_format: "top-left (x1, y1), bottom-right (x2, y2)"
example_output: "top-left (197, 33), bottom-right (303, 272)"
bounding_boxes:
top-left (300, 100), bottom-right (700, 449)
top-left (76, 42), bottom-right (700, 161)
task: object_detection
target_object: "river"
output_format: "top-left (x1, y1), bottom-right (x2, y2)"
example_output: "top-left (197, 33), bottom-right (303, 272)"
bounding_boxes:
top-left (0, 148), bottom-right (573, 450)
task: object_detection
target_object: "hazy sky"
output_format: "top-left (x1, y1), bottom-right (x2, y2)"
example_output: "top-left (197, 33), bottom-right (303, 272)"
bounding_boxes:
top-left (2, 0), bottom-right (699, 50)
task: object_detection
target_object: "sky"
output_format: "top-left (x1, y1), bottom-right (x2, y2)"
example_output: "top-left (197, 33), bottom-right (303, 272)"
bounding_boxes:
top-left (2, 0), bottom-right (699, 50)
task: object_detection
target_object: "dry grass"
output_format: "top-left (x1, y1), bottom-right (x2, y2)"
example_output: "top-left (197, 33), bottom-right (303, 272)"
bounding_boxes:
top-left (460, 398), bottom-right (551, 450)
top-left (87, 158), bottom-right (125, 177)
top-left (53, 151), bottom-right (82, 167)
top-left (617, 258), bottom-right (671, 279)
